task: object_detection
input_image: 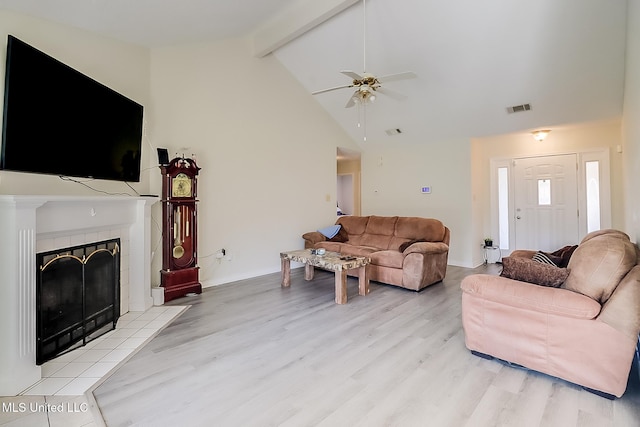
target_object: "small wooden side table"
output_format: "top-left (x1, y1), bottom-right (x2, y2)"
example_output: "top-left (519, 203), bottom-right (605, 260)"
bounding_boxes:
top-left (280, 249), bottom-right (370, 304)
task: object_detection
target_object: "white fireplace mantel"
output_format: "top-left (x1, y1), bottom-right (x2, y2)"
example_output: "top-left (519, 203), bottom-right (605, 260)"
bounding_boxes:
top-left (0, 195), bottom-right (157, 395)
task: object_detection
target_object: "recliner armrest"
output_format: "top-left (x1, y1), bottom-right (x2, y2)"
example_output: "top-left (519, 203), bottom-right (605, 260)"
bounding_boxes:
top-left (461, 274), bottom-right (601, 319)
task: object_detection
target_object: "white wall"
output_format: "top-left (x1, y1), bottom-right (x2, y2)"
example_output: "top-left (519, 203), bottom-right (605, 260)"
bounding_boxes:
top-left (149, 38), bottom-right (358, 286)
top-left (0, 10), bottom-right (152, 196)
top-left (623, 0), bottom-right (640, 243)
top-left (360, 139), bottom-right (473, 267)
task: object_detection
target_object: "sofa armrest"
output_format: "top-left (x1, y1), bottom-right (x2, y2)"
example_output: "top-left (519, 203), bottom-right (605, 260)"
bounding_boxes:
top-left (461, 274), bottom-right (601, 319)
top-left (302, 231), bottom-right (326, 246)
top-left (402, 241), bottom-right (448, 255)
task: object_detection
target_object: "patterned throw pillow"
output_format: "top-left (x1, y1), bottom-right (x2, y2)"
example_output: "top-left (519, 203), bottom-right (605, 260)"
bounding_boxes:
top-left (532, 251), bottom-right (558, 266)
top-left (501, 256), bottom-right (570, 287)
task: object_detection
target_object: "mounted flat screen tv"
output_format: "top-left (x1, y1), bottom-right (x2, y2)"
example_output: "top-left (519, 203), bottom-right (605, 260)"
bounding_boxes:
top-left (1, 35), bottom-right (144, 182)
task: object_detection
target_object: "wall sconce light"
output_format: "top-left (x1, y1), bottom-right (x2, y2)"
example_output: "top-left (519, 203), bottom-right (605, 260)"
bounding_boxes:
top-left (531, 130), bottom-right (551, 141)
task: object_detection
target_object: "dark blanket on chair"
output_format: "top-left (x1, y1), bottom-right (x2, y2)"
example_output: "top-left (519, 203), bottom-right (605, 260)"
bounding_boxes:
top-left (547, 245), bottom-right (578, 268)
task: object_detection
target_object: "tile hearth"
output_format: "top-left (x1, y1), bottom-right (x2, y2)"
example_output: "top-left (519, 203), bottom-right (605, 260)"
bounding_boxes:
top-left (0, 305), bottom-right (186, 427)
top-left (23, 305), bottom-right (186, 396)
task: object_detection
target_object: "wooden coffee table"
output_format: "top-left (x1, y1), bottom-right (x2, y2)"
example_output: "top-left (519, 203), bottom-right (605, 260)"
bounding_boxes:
top-left (280, 249), bottom-right (370, 304)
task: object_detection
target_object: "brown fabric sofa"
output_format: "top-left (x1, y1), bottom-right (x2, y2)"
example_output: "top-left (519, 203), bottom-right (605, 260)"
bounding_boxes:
top-left (461, 229), bottom-right (640, 398)
top-left (303, 215), bottom-right (450, 291)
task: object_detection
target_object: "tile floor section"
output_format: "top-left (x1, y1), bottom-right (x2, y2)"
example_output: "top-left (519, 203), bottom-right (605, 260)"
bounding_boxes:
top-left (0, 305), bottom-right (186, 426)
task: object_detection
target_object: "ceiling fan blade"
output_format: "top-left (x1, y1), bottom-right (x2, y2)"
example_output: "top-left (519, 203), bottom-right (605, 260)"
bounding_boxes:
top-left (378, 71), bottom-right (417, 83)
top-left (312, 84), bottom-right (353, 95)
top-left (341, 70), bottom-right (364, 81)
top-left (376, 87), bottom-right (407, 101)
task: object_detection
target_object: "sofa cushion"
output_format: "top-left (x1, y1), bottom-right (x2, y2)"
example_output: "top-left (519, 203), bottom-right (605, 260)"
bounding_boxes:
top-left (563, 233), bottom-right (637, 303)
top-left (316, 242), bottom-right (377, 258)
top-left (353, 216), bottom-right (397, 250)
top-left (360, 233), bottom-right (393, 250)
top-left (345, 246), bottom-right (378, 258)
top-left (365, 216), bottom-right (398, 236)
top-left (369, 250), bottom-right (404, 269)
top-left (501, 256), bottom-right (570, 288)
top-left (395, 217), bottom-right (446, 242)
top-left (336, 215), bottom-right (369, 235)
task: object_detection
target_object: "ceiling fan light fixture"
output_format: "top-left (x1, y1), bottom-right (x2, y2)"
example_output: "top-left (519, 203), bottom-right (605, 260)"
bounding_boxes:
top-left (531, 129), bottom-right (551, 141)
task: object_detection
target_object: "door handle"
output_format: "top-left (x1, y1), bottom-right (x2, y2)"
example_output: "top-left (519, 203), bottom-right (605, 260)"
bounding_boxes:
top-left (516, 216), bottom-right (521, 219)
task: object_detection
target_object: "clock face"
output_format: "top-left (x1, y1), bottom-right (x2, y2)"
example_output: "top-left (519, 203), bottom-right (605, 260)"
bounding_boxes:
top-left (172, 173), bottom-right (192, 197)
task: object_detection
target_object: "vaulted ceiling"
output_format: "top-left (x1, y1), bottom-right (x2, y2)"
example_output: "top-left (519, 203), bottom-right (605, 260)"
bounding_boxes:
top-left (0, 0), bottom-right (628, 145)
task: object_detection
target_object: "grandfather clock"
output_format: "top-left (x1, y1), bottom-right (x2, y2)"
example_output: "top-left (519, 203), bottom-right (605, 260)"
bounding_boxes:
top-left (160, 157), bottom-right (201, 302)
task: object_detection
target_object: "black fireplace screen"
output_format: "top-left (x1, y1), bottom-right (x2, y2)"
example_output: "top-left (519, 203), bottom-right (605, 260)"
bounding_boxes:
top-left (36, 239), bottom-right (120, 365)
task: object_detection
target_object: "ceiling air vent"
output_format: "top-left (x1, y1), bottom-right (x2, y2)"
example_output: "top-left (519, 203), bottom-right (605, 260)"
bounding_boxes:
top-left (506, 103), bottom-right (531, 114)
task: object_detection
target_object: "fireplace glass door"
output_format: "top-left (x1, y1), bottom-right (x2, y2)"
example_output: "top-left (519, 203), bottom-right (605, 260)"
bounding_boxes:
top-left (36, 239), bottom-right (120, 364)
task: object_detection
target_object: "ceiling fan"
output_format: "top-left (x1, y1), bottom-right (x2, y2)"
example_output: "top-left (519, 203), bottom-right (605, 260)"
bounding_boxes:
top-left (313, 70), bottom-right (417, 108)
top-left (311, 0), bottom-right (416, 109)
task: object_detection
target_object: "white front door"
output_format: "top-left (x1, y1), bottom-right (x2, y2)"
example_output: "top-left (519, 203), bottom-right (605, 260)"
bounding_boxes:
top-left (513, 154), bottom-right (579, 251)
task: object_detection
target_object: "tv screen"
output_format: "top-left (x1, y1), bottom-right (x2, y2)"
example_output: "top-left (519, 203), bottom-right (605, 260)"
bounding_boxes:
top-left (1, 35), bottom-right (144, 182)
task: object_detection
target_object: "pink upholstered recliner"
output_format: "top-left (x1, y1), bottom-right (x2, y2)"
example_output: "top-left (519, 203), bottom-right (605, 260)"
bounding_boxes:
top-left (461, 229), bottom-right (640, 398)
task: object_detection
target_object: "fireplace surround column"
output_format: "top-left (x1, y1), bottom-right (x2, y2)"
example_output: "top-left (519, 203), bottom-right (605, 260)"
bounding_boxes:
top-left (0, 198), bottom-right (44, 395)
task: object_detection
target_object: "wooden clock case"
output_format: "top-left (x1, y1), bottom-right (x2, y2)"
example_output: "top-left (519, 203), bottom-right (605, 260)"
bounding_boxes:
top-left (160, 157), bottom-right (201, 302)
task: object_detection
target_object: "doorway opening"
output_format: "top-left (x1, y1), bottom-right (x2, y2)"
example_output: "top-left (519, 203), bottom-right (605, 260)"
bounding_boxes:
top-left (337, 147), bottom-right (361, 216)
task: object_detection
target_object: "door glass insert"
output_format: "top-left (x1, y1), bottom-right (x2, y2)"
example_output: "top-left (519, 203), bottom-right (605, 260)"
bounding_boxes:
top-left (538, 179), bottom-right (551, 205)
top-left (586, 161), bottom-right (601, 232)
top-left (498, 167), bottom-right (509, 250)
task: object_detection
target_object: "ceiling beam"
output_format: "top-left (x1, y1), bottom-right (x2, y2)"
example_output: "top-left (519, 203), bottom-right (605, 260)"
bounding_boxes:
top-left (251, 0), bottom-right (359, 57)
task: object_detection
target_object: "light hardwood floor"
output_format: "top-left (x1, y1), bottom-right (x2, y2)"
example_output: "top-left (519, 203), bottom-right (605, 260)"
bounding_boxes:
top-left (93, 264), bottom-right (640, 427)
